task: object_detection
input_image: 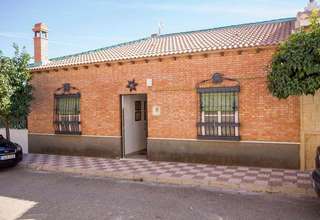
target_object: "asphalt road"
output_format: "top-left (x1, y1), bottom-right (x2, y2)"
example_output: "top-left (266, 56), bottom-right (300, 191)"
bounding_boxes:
top-left (0, 167), bottom-right (319, 220)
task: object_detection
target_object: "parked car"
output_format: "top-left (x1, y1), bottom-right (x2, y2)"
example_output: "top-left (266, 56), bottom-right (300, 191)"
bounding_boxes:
top-left (312, 146), bottom-right (320, 197)
top-left (0, 135), bottom-right (23, 168)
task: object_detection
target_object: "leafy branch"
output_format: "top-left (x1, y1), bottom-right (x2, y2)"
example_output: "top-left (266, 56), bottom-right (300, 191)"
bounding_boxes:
top-left (267, 9), bottom-right (320, 99)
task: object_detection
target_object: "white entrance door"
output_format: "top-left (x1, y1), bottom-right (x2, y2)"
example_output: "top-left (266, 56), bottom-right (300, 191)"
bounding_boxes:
top-left (122, 94), bottom-right (147, 157)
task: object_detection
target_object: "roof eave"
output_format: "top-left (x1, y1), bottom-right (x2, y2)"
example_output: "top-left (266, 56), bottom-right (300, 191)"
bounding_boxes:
top-left (29, 44), bottom-right (280, 72)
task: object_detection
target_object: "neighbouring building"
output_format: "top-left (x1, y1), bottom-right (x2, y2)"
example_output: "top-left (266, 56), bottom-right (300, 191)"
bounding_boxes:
top-left (28, 1), bottom-right (320, 169)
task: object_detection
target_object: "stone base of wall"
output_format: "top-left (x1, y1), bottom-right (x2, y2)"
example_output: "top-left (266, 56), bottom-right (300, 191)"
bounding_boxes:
top-left (29, 134), bottom-right (121, 158)
top-left (29, 134), bottom-right (300, 169)
top-left (148, 138), bottom-right (300, 169)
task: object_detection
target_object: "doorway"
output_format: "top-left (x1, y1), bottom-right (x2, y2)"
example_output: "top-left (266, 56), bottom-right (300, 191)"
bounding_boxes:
top-left (121, 94), bottom-right (148, 159)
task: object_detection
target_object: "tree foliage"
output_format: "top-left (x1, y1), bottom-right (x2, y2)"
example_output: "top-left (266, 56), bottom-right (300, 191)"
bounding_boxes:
top-left (268, 10), bottom-right (320, 99)
top-left (0, 44), bottom-right (33, 140)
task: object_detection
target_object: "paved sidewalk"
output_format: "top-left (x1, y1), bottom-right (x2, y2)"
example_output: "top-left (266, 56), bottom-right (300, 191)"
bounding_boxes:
top-left (20, 154), bottom-right (314, 197)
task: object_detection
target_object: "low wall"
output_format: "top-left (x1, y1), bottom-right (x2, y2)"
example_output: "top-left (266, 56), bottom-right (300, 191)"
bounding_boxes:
top-left (29, 133), bottom-right (121, 158)
top-left (148, 138), bottom-right (300, 169)
top-left (0, 129), bottom-right (28, 153)
top-left (28, 133), bottom-right (299, 169)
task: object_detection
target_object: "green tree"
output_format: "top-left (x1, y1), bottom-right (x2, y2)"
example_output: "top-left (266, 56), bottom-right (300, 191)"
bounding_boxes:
top-left (267, 10), bottom-right (320, 99)
top-left (0, 44), bottom-right (33, 140)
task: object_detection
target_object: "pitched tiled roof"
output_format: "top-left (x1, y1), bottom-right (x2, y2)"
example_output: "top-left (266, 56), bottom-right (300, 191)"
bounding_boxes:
top-left (30, 17), bottom-right (296, 70)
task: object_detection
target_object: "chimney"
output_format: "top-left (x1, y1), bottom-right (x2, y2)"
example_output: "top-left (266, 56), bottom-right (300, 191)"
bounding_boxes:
top-left (295, 0), bottom-right (320, 30)
top-left (32, 23), bottom-right (48, 64)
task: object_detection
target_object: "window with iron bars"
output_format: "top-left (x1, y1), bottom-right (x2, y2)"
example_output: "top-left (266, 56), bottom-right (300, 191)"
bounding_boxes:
top-left (197, 87), bottom-right (240, 140)
top-left (54, 93), bottom-right (81, 135)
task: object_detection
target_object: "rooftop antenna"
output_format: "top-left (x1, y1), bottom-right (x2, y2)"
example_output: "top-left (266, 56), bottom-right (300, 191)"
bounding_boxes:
top-left (158, 21), bottom-right (164, 35)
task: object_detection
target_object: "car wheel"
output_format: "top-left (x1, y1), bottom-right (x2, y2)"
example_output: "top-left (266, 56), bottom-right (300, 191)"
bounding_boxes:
top-left (9, 161), bottom-right (19, 168)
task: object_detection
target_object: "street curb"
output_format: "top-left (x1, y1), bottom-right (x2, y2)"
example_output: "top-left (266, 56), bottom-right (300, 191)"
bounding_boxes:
top-left (19, 163), bottom-right (315, 198)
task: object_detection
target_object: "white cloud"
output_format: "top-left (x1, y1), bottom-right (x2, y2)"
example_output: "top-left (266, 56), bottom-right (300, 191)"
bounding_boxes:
top-left (0, 32), bottom-right (29, 40)
top-left (0, 31), bottom-right (76, 46)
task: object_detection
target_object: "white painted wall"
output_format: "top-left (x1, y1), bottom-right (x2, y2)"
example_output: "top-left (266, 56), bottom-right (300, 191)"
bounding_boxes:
top-left (122, 95), bottom-right (147, 155)
top-left (0, 129), bottom-right (28, 153)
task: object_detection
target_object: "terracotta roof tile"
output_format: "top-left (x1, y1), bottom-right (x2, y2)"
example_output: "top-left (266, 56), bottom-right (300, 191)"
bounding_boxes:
top-left (30, 17), bottom-right (296, 70)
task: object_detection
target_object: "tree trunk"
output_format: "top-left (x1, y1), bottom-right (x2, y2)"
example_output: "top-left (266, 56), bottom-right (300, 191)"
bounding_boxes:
top-left (5, 119), bottom-right (10, 141)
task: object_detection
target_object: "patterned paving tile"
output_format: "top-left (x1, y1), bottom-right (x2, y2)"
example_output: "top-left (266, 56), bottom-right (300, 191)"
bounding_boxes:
top-left (21, 154), bottom-right (313, 193)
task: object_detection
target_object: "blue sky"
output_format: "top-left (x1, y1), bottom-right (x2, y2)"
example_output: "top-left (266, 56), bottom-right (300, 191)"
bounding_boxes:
top-left (0, 0), bottom-right (308, 60)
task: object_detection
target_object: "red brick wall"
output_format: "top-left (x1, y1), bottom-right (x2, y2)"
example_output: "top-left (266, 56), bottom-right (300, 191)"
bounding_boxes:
top-left (29, 47), bottom-right (300, 142)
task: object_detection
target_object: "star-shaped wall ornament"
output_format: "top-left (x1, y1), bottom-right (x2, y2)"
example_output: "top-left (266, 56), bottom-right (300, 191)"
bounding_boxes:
top-left (126, 79), bottom-right (138, 92)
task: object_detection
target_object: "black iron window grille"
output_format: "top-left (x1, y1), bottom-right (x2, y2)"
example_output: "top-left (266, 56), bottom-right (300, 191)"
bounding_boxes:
top-left (197, 73), bottom-right (240, 141)
top-left (143, 101), bottom-right (147, 121)
top-left (54, 84), bottom-right (81, 135)
top-left (135, 101), bottom-right (142, 121)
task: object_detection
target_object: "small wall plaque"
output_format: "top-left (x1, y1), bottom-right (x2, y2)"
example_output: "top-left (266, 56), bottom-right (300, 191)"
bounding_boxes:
top-left (152, 106), bottom-right (161, 116)
top-left (147, 79), bottom-right (153, 87)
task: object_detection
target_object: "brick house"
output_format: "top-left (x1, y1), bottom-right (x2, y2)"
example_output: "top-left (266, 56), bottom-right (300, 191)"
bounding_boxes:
top-left (28, 2), bottom-right (318, 169)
